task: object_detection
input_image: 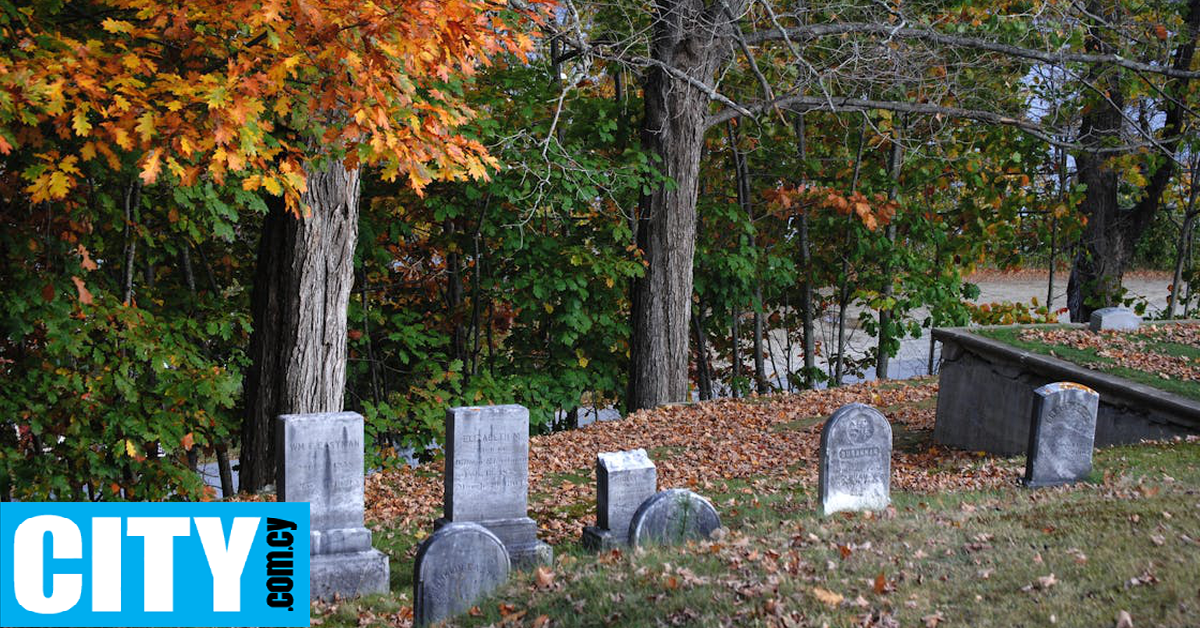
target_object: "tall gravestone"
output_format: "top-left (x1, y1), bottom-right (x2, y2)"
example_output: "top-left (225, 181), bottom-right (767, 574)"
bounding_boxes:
top-left (438, 404), bottom-right (552, 568)
top-left (582, 449), bottom-right (657, 550)
top-left (628, 489), bottom-right (721, 547)
top-left (277, 411), bottom-right (389, 600)
top-left (1023, 382), bottom-right (1100, 487)
top-left (413, 522), bottom-right (511, 627)
top-left (819, 403), bottom-right (892, 515)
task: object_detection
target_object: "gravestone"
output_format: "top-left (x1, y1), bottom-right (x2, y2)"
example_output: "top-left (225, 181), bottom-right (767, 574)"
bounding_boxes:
top-left (819, 403), bottom-right (892, 515)
top-left (438, 404), bottom-right (552, 568)
top-left (1089, 307), bottom-right (1141, 332)
top-left (1023, 382), bottom-right (1100, 487)
top-left (582, 449), bottom-right (657, 550)
top-left (413, 522), bottom-right (510, 627)
top-left (277, 411), bottom-right (389, 600)
top-left (628, 489), bottom-right (721, 547)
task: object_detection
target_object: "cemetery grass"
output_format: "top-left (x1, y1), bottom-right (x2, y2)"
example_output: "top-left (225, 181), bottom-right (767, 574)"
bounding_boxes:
top-left (978, 323), bottom-right (1200, 401)
top-left (317, 380), bottom-right (1200, 627)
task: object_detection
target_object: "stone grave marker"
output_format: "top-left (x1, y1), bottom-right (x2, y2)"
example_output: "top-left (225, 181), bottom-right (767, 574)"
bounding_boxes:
top-left (1023, 382), bottom-right (1100, 487)
top-left (277, 411), bottom-right (389, 600)
top-left (438, 404), bottom-right (552, 567)
top-left (628, 489), bottom-right (721, 547)
top-left (1089, 307), bottom-right (1141, 332)
top-left (413, 522), bottom-right (511, 627)
top-left (582, 449), bottom-right (657, 550)
top-left (819, 403), bottom-right (892, 515)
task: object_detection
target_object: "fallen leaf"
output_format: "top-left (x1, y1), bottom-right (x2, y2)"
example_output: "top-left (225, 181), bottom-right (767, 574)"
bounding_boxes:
top-left (534, 566), bottom-right (555, 589)
top-left (1116, 610), bottom-right (1133, 628)
top-left (874, 572), bottom-right (889, 595)
top-left (812, 587), bottom-right (844, 607)
top-left (532, 614), bottom-right (551, 628)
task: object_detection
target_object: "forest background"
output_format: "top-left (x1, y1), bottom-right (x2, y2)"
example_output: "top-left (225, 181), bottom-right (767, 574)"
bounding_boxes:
top-left (1, 0), bottom-right (1198, 502)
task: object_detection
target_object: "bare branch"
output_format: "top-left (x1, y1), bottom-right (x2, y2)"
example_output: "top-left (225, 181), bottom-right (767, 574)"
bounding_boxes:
top-left (745, 23), bottom-right (1200, 79)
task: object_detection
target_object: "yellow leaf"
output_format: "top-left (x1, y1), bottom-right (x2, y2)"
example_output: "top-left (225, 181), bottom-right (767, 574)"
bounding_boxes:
top-left (72, 109), bottom-right (92, 136)
top-left (113, 128), bottom-right (133, 150)
top-left (101, 18), bottom-right (134, 34)
top-left (543, 302), bottom-right (554, 314)
top-left (124, 439), bottom-right (138, 457)
top-left (136, 112), bottom-right (155, 142)
top-left (262, 176), bottom-right (282, 195)
top-left (48, 170), bottom-right (71, 198)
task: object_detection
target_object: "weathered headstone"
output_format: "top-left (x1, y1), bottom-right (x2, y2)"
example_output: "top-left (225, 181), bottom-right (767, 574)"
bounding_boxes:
top-left (628, 489), bottom-right (721, 547)
top-left (819, 403), bottom-right (892, 515)
top-left (277, 411), bottom-right (389, 600)
top-left (438, 404), bottom-right (552, 568)
top-left (1089, 307), bottom-right (1141, 332)
top-left (582, 449), bottom-right (657, 550)
top-left (413, 522), bottom-right (511, 627)
top-left (1023, 382), bottom-right (1100, 487)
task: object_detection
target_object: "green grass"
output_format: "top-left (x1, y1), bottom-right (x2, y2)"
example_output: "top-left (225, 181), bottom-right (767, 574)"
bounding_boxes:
top-left (978, 325), bottom-right (1200, 401)
top-left (315, 438), bottom-right (1200, 628)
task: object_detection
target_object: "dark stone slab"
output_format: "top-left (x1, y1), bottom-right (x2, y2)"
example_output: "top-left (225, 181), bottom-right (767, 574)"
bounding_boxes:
top-left (933, 325), bottom-right (1199, 455)
top-left (583, 449), bottom-right (657, 551)
top-left (441, 405), bottom-right (551, 568)
top-left (277, 411), bottom-right (389, 600)
top-left (1089, 307), bottom-right (1141, 332)
top-left (628, 489), bottom-right (721, 547)
top-left (1024, 382), bottom-right (1100, 487)
top-left (414, 522), bottom-right (510, 627)
top-left (819, 403), bottom-right (892, 515)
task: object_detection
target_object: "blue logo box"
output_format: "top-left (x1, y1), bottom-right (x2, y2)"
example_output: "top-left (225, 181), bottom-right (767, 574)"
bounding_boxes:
top-left (0, 502), bottom-right (310, 627)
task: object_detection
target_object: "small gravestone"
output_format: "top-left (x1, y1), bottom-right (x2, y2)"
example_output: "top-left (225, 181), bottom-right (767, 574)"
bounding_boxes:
top-left (1023, 382), bottom-right (1100, 487)
top-left (438, 404), bottom-right (552, 568)
top-left (413, 522), bottom-right (510, 627)
top-left (582, 449), bottom-right (657, 550)
top-left (1089, 307), bottom-right (1141, 332)
top-left (819, 403), bottom-right (892, 515)
top-left (277, 411), bottom-right (389, 600)
top-left (628, 489), bottom-right (721, 547)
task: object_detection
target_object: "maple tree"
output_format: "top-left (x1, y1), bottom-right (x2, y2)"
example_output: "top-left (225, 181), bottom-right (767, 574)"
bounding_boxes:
top-left (0, 0), bottom-right (544, 498)
top-left (2, 0), bottom-right (538, 201)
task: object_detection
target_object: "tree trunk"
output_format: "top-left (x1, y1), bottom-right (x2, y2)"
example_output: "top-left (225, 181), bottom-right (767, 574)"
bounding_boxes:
top-left (876, 121), bottom-right (904, 380)
top-left (239, 161), bottom-right (361, 493)
top-left (1170, 209), bottom-right (1198, 318)
top-left (791, 112), bottom-right (816, 389)
top-left (626, 0), bottom-right (738, 411)
top-left (1068, 0), bottom-right (1200, 321)
top-left (727, 120), bottom-right (770, 395)
top-left (691, 308), bottom-right (713, 401)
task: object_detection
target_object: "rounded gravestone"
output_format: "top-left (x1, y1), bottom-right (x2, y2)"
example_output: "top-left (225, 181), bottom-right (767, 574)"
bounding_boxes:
top-left (628, 489), bottom-right (721, 547)
top-left (819, 403), bottom-right (892, 515)
top-left (413, 522), bottom-right (511, 627)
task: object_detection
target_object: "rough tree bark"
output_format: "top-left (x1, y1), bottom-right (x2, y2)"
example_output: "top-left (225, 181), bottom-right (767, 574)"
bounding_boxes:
top-left (627, 0), bottom-right (741, 411)
top-left (239, 160), bottom-right (360, 493)
top-left (1068, 0), bottom-right (1200, 321)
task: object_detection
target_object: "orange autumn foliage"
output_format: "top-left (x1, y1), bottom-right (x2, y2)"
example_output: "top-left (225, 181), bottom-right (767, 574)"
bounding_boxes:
top-left (764, 184), bottom-right (898, 231)
top-left (0, 0), bottom-right (546, 204)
